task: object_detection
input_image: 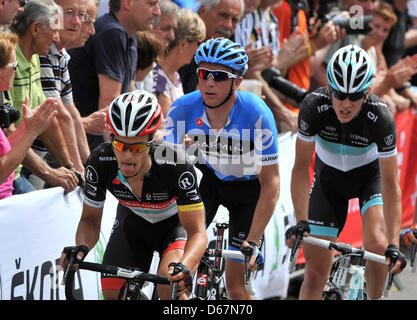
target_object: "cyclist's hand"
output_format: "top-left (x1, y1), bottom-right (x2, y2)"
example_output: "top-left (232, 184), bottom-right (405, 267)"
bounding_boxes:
top-left (285, 220), bottom-right (310, 249)
top-left (59, 245), bottom-right (89, 271)
top-left (385, 244), bottom-right (407, 275)
top-left (168, 262), bottom-right (193, 297)
top-left (240, 241), bottom-right (264, 272)
top-left (401, 224), bottom-right (417, 248)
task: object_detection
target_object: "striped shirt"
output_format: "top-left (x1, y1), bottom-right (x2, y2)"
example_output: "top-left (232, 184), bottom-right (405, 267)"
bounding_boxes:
top-left (39, 43), bottom-right (73, 105)
top-left (234, 8), bottom-right (280, 58)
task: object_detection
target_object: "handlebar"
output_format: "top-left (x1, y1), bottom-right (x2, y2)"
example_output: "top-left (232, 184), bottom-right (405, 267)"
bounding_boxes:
top-left (64, 261), bottom-right (171, 300)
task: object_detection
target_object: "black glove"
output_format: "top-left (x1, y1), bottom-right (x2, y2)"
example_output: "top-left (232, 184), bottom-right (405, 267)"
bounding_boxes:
top-left (62, 245), bottom-right (89, 263)
top-left (168, 262), bottom-right (193, 291)
top-left (285, 220), bottom-right (310, 241)
top-left (240, 241), bottom-right (264, 269)
top-left (384, 244), bottom-right (407, 272)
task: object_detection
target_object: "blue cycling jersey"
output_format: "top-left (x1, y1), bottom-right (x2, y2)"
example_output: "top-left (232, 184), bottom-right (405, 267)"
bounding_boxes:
top-left (164, 90), bottom-right (279, 181)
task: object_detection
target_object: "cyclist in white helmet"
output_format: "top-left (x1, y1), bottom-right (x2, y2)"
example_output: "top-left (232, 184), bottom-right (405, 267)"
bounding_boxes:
top-left (60, 90), bottom-right (207, 300)
top-left (286, 44), bottom-right (406, 300)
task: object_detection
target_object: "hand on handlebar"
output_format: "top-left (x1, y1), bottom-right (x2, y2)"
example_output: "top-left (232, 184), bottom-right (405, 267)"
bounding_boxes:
top-left (384, 244), bottom-right (407, 275)
top-left (168, 262), bottom-right (193, 298)
top-left (401, 224), bottom-right (417, 248)
top-left (240, 241), bottom-right (264, 272)
top-left (59, 245), bottom-right (89, 278)
top-left (285, 220), bottom-right (310, 249)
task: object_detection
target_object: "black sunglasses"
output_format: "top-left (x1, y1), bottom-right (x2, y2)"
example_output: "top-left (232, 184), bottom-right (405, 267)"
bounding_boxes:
top-left (330, 88), bottom-right (368, 102)
top-left (196, 68), bottom-right (237, 82)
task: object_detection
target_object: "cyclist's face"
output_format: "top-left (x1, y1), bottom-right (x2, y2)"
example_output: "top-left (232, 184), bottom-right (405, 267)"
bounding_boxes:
top-left (197, 62), bottom-right (242, 107)
top-left (331, 92), bottom-right (367, 123)
top-left (112, 134), bottom-right (151, 177)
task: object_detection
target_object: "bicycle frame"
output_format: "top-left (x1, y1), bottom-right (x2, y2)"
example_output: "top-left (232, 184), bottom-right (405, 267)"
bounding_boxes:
top-left (194, 219), bottom-right (257, 300)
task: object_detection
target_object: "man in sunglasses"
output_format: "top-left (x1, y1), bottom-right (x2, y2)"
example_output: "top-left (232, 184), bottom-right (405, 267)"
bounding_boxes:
top-left (165, 37), bottom-right (280, 299)
top-left (286, 44), bottom-right (406, 300)
top-left (60, 89), bottom-right (207, 300)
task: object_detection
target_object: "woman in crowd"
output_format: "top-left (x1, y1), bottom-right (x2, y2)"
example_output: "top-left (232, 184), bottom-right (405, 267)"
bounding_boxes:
top-left (153, 8), bottom-right (206, 117)
top-left (0, 31), bottom-right (58, 199)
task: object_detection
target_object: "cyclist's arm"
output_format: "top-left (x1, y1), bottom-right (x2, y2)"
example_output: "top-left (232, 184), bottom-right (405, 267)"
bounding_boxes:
top-left (379, 155), bottom-right (402, 247)
top-left (291, 137), bottom-right (315, 223)
top-left (246, 163), bottom-right (280, 245)
top-left (176, 204), bottom-right (207, 273)
top-left (75, 203), bottom-right (104, 251)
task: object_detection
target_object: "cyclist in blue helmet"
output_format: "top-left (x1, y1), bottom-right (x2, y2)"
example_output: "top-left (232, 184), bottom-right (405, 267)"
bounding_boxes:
top-left (194, 37), bottom-right (248, 108)
top-left (286, 44), bottom-right (406, 300)
top-left (165, 37), bottom-right (280, 299)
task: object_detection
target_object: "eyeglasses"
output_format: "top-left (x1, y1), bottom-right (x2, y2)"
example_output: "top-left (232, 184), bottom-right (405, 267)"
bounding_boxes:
top-left (7, 61), bottom-right (18, 71)
top-left (18, 0), bottom-right (26, 7)
top-left (196, 67), bottom-right (238, 82)
top-left (112, 139), bottom-right (153, 153)
top-left (330, 88), bottom-right (368, 102)
top-left (63, 8), bottom-right (88, 22)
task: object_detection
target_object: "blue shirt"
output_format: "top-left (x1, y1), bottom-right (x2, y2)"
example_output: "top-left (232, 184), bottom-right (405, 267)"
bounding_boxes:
top-left (164, 90), bottom-right (279, 181)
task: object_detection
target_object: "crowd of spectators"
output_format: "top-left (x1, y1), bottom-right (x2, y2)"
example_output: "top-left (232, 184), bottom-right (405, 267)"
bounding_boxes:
top-left (1, 0), bottom-right (417, 200)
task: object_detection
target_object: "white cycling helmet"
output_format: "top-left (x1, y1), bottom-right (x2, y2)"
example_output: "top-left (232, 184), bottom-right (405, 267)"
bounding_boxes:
top-left (326, 44), bottom-right (375, 93)
top-left (106, 90), bottom-right (162, 137)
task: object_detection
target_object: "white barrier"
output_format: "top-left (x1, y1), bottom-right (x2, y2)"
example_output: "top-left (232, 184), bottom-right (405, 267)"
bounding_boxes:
top-left (0, 133), bottom-right (296, 300)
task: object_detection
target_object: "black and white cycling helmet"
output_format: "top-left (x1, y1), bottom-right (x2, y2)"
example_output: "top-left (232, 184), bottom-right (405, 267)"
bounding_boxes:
top-left (326, 44), bottom-right (375, 93)
top-left (106, 90), bottom-right (162, 137)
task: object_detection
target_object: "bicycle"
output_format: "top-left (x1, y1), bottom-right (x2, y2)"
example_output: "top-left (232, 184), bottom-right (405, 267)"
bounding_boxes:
top-left (192, 215), bottom-right (256, 300)
top-left (63, 252), bottom-right (176, 300)
top-left (289, 235), bottom-right (394, 300)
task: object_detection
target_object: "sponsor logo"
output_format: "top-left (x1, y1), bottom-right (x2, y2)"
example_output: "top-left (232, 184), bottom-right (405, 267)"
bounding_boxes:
top-left (196, 274), bottom-right (208, 286)
top-left (384, 134), bottom-right (394, 146)
top-left (85, 165), bottom-right (98, 184)
top-left (178, 172), bottom-right (195, 190)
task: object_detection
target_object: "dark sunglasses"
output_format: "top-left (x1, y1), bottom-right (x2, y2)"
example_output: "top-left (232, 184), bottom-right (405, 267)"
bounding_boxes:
top-left (196, 67), bottom-right (237, 82)
top-left (112, 139), bottom-right (153, 153)
top-left (18, 0), bottom-right (26, 7)
top-left (330, 88), bottom-right (368, 102)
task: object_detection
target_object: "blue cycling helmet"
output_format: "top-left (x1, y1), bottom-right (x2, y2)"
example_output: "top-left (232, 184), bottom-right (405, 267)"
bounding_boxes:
top-left (195, 37), bottom-right (248, 76)
top-left (327, 44), bottom-right (375, 93)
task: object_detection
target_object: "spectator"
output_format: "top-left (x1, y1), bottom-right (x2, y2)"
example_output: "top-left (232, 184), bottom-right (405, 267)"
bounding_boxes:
top-left (67, 0), bottom-right (97, 48)
top-left (178, 0), bottom-right (243, 95)
top-left (151, 0), bottom-right (180, 47)
top-left (233, 0), bottom-right (300, 133)
top-left (362, 1), bottom-right (417, 114)
top-left (311, 0), bottom-right (378, 89)
top-left (272, 0), bottom-right (343, 112)
top-left (0, 0), bottom-right (24, 28)
top-left (8, 0), bottom-right (80, 192)
top-left (135, 0), bottom-right (180, 93)
top-left (39, 0), bottom-right (90, 176)
top-left (68, 0), bottom-right (161, 151)
top-left (153, 8), bottom-right (206, 117)
top-left (135, 31), bottom-right (165, 93)
top-left (0, 31), bottom-right (58, 199)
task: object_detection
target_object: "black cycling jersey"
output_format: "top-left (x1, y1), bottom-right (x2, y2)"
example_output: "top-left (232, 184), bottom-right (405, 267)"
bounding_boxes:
top-left (83, 141), bottom-right (204, 223)
top-left (297, 87), bottom-right (397, 237)
top-left (298, 87), bottom-right (397, 172)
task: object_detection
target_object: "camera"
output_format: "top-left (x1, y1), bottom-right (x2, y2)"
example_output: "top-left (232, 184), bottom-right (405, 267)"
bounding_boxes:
top-left (324, 13), bottom-right (373, 35)
top-left (261, 67), bottom-right (307, 104)
top-left (0, 102), bottom-right (20, 129)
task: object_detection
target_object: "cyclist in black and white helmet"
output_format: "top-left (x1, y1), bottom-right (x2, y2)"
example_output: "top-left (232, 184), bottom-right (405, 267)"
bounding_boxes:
top-left (60, 90), bottom-right (207, 300)
top-left (287, 44), bottom-right (406, 300)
